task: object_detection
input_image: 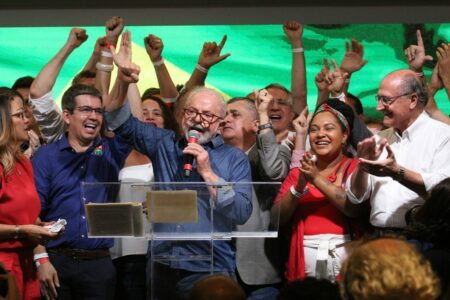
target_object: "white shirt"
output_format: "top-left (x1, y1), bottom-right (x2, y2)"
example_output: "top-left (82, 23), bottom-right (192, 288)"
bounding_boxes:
top-left (346, 112), bottom-right (450, 228)
top-left (110, 163), bottom-right (154, 259)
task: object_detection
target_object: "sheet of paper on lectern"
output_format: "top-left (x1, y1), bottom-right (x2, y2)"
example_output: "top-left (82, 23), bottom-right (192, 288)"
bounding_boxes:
top-left (85, 202), bottom-right (144, 236)
top-left (146, 190), bottom-right (198, 223)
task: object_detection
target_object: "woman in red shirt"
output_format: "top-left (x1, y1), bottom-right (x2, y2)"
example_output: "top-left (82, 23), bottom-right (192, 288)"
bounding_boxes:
top-left (0, 88), bottom-right (58, 300)
top-left (273, 100), bottom-right (365, 282)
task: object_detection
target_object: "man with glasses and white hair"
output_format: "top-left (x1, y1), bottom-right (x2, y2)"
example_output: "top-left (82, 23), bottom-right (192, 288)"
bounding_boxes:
top-left (346, 69), bottom-right (450, 235)
top-left (105, 86), bottom-right (252, 299)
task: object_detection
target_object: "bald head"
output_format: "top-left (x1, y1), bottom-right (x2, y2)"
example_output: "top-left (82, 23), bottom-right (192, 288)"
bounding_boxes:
top-left (381, 69), bottom-right (428, 106)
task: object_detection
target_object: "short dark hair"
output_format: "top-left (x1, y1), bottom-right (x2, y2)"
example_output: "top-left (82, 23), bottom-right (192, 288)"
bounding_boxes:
top-left (72, 70), bottom-right (96, 86)
top-left (346, 92), bottom-right (364, 115)
top-left (141, 87), bottom-right (161, 100)
top-left (264, 83), bottom-right (291, 95)
top-left (62, 84), bottom-right (102, 112)
top-left (12, 76), bottom-right (34, 91)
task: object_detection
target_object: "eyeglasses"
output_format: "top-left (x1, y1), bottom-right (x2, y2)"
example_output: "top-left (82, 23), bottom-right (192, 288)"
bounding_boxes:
top-left (375, 93), bottom-right (413, 106)
top-left (11, 111), bottom-right (25, 119)
top-left (74, 106), bottom-right (104, 116)
top-left (183, 107), bottom-right (223, 124)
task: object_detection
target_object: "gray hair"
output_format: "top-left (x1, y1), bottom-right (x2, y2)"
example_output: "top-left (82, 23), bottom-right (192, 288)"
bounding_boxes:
top-left (399, 74), bottom-right (428, 106)
top-left (184, 87), bottom-right (227, 117)
top-left (227, 97), bottom-right (259, 121)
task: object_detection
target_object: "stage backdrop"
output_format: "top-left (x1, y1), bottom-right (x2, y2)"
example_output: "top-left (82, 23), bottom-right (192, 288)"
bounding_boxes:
top-left (1, 23), bottom-right (449, 118)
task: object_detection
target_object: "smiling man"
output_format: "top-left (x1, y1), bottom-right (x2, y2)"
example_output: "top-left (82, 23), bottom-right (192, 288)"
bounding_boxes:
top-left (346, 69), bottom-right (450, 234)
top-left (32, 84), bottom-right (132, 299)
top-left (105, 86), bottom-right (252, 299)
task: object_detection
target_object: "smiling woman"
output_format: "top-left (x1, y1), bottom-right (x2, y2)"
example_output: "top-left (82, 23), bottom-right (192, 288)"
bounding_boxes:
top-left (272, 98), bottom-right (368, 282)
top-left (0, 88), bottom-right (59, 299)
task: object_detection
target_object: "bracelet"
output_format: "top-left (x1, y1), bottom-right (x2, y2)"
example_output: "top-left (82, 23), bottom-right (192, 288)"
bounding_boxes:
top-left (344, 79), bottom-right (350, 83)
top-left (195, 64), bottom-right (208, 73)
top-left (290, 185), bottom-right (309, 198)
top-left (152, 58), bottom-right (165, 67)
top-left (35, 257), bottom-right (50, 269)
top-left (258, 122), bottom-right (273, 132)
top-left (292, 47), bottom-right (304, 53)
top-left (101, 50), bottom-right (112, 58)
top-left (13, 225), bottom-right (20, 240)
top-left (33, 252), bottom-right (49, 261)
top-left (394, 166), bottom-right (405, 182)
top-left (416, 72), bottom-right (424, 77)
top-left (96, 62), bottom-right (114, 72)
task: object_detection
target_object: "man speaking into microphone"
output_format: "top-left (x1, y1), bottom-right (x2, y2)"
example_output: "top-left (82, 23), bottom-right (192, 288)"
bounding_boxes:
top-left (105, 86), bottom-right (252, 299)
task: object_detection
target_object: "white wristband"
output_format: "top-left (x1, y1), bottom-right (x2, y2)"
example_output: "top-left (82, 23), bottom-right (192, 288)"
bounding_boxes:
top-left (196, 64), bottom-right (208, 73)
top-left (152, 58), bottom-right (165, 67)
top-left (33, 252), bottom-right (49, 261)
top-left (101, 50), bottom-right (112, 58)
top-left (290, 185), bottom-right (309, 198)
top-left (292, 48), bottom-right (304, 53)
top-left (96, 62), bottom-right (114, 72)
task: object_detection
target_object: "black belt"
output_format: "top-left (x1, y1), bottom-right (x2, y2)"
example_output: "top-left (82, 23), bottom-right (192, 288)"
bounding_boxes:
top-left (48, 248), bottom-right (110, 260)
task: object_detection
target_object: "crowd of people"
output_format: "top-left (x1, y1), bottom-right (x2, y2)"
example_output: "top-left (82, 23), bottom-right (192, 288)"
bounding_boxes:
top-left (1, 16), bottom-right (450, 300)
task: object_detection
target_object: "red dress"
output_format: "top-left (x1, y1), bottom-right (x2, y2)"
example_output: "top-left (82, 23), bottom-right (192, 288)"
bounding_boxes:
top-left (274, 157), bottom-right (358, 281)
top-left (0, 157), bottom-right (41, 299)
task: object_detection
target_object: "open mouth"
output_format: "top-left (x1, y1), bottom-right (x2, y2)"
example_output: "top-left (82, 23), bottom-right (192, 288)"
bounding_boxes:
top-left (84, 123), bottom-right (98, 133)
top-left (189, 126), bottom-right (205, 133)
top-left (314, 140), bottom-right (330, 146)
top-left (269, 115), bottom-right (282, 121)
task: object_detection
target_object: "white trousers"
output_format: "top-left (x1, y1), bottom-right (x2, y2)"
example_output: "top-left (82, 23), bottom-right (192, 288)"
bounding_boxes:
top-left (303, 234), bottom-right (350, 282)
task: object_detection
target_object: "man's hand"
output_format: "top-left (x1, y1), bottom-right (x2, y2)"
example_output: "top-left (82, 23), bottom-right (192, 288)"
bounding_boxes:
top-left (144, 34), bottom-right (164, 62)
top-left (325, 59), bottom-right (348, 95)
top-left (283, 21), bottom-right (303, 48)
top-left (315, 58), bottom-right (330, 92)
top-left (437, 43), bottom-right (450, 86)
top-left (292, 106), bottom-right (310, 137)
top-left (359, 144), bottom-right (400, 177)
top-left (404, 30), bottom-right (433, 72)
top-left (110, 30), bottom-right (132, 67)
top-left (254, 88), bottom-right (273, 115)
top-left (340, 39), bottom-right (368, 74)
top-left (105, 16), bottom-right (124, 45)
top-left (67, 28), bottom-right (88, 50)
top-left (198, 35), bottom-right (230, 69)
top-left (357, 136), bottom-right (386, 161)
top-left (182, 143), bottom-right (217, 182)
top-left (429, 64), bottom-right (443, 94)
top-left (38, 262), bottom-right (60, 300)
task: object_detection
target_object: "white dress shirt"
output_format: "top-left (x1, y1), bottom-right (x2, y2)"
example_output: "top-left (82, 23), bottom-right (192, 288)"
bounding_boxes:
top-left (346, 112), bottom-right (450, 228)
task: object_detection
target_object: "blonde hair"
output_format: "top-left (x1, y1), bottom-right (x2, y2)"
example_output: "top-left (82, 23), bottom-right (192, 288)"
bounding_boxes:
top-left (340, 238), bottom-right (440, 300)
top-left (0, 89), bottom-right (23, 177)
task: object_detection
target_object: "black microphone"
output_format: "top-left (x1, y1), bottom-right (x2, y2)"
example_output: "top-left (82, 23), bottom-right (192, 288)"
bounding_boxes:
top-left (184, 130), bottom-right (200, 177)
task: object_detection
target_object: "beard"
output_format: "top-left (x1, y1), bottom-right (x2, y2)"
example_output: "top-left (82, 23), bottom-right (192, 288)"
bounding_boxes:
top-left (183, 123), bottom-right (217, 145)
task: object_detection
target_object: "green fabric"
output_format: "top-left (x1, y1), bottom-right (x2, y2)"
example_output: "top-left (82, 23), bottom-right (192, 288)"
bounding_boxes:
top-left (1, 24), bottom-right (449, 119)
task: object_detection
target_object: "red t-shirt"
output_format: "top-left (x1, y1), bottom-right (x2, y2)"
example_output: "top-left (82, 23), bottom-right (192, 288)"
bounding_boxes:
top-left (274, 157), bottom-right (358, 281)
top-left (0, 157), bottom-right (41, 249)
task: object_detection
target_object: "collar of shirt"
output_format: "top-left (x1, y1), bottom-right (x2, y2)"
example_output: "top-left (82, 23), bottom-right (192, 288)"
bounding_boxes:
top-left (395, 111), bottom-right (428, 142)
top-left (57, 133), bottom-right (102, 152)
